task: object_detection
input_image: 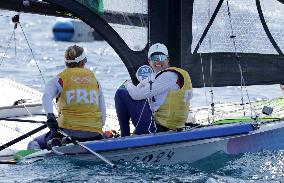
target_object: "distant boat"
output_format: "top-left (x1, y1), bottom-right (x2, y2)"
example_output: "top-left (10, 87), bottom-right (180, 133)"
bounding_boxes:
top-left (52, 19), bottom-right (104, 42)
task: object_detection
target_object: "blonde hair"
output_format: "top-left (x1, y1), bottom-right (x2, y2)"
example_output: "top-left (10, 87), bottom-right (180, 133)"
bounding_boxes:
top-left (64, 45), bottom-right (85, 68)
top-left (65, 45), bottom-right (84, 60)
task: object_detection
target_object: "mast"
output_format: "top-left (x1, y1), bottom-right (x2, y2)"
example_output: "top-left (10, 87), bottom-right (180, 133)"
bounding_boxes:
top-left (149, 0), bottom-right (194, 69)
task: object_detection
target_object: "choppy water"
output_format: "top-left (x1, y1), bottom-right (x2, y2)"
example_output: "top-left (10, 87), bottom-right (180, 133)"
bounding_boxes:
top-left (1, 11), bottom-right (284, 183)
top-left (1, 151), bottom-right (284, 182)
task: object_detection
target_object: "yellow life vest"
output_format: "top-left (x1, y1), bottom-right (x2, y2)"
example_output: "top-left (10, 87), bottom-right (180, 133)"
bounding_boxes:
top-left (57, 68), bottom-right (103, 133)
top-left (154, 67), bottom-right (192, 130)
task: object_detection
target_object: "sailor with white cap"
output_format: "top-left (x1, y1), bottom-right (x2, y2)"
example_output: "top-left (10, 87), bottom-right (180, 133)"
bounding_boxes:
top-left (115, 43), bottom-right (193, 137)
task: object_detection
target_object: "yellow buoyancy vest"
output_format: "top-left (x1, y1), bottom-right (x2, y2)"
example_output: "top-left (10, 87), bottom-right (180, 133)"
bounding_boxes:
top-left (154, 67), bottom-right (192, 130)
top-left (57, 68), bottom-right (102, 133)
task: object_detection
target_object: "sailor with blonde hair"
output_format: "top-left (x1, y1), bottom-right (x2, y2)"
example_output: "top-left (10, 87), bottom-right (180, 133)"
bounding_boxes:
top-left (28, 45), bottom-right (106, 149)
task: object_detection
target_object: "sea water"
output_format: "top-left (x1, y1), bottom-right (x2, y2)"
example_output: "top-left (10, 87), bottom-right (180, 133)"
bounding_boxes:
top-left (0, 11), bottom-right (284, 183)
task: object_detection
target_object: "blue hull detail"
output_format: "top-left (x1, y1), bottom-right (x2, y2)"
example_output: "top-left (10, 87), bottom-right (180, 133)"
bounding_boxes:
top-left (85, 123), bottom-right (255, 152)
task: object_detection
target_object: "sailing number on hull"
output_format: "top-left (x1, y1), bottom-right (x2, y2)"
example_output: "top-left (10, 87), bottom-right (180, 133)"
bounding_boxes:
top-left (117, 150), bottom-right (175, 164)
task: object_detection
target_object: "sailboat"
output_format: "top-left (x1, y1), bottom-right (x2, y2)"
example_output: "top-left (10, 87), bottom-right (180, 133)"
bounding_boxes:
top-left (0, 0), bottom-right (284, 166)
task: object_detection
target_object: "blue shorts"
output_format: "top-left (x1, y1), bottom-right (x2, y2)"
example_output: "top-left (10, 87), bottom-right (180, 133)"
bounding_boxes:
top-left (114, 88), bottom-right (156, 137)
top-left (27, 131), bottom-right (53, 150)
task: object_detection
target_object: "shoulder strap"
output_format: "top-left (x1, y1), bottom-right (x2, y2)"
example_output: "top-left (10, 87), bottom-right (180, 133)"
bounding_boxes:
top-left (155, 69), bottom-right (184, 88)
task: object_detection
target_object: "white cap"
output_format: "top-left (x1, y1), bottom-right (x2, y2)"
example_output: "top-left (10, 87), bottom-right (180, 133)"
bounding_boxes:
top-left (148, 43), bottom-right (168, 58)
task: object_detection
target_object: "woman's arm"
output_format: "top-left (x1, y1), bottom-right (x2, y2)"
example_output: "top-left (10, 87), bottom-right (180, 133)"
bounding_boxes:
top-left (125, 72), bottom-right (178, 100)
top-left (42, 77), bottom-right (61, 114)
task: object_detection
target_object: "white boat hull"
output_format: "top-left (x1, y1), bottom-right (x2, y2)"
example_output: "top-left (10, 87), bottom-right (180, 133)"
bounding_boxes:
top-left (48, 120), bottom-right (284, 165)
top-left (1, 78), bottom-right (284, 166)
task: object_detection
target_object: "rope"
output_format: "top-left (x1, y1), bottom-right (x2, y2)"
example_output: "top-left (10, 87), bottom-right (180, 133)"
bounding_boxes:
top-left (147, 78), bottom-right (157, 133)
top-left (132, 73), bottom-right (157, 134)
top-left (198, 47), bottom-right (211, 124)
top-left (225, 0), bottom-right (257, 119)
top-left (132, 99), bottom-right (148, 134)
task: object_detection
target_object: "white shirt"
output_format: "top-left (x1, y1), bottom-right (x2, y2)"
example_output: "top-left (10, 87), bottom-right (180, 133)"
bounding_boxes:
top-left (42, 76), bottom-right (106, 126)
top-left (125, 71), bottom-right (193, 111)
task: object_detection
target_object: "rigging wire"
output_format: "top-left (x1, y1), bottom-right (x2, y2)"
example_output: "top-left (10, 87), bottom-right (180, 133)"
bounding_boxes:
top-left (0, 16), bottom-right (21, 109)
top-left (18, 15), bottom-right (63, 117)
top-left (14, 14), bottom-right (45, 120)
top-left (0, 13), bottom-right (20, 66)
top-left (0, 31), bottom-right (14, 66)
top-left (198, 44), bottom-right (212, 124)
top-left (13, 30), bottom-right (17, 57)
top-left (208, 0), bottom-right (215, 121)
top-left (0, 121), bottom-right (37, 141)
top-left (18, 23), bottom-right (45, 83)
top-left (209, 56), bottom-right (215, 120)
top-left (134, 71), bottom-right (157, 134)
top-left (225, 0), bottom-right (257, 119)
top-left (0, 14), bottom-right (47, 152)
top-left (193, 1), bottom-right (217, 125)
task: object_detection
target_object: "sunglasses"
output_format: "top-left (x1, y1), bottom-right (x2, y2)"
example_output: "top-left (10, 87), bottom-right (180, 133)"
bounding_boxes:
top-left (150, 54), bottom-right (168, 62)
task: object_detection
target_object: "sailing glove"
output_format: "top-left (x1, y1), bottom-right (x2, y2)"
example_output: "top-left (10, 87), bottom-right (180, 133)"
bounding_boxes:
top-left (46, 113), bottom-right (59, 132)
top-left (62, 136), bottom-right (77, 145)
